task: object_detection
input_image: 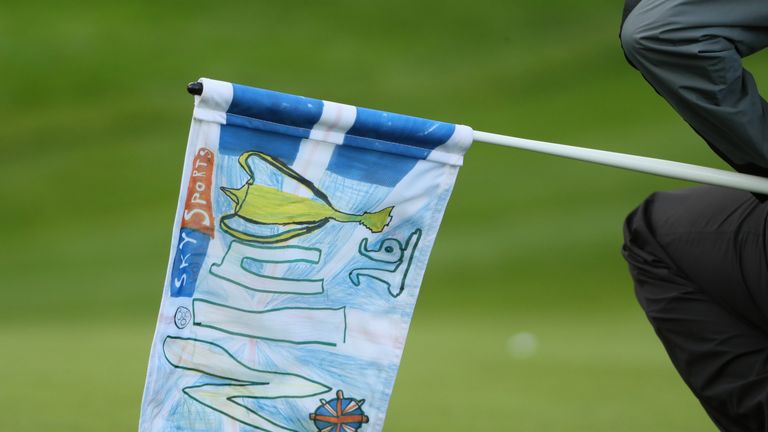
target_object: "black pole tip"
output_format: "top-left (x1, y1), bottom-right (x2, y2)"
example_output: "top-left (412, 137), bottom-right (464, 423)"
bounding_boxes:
top-left (187, 81), bottom-right (203, 96)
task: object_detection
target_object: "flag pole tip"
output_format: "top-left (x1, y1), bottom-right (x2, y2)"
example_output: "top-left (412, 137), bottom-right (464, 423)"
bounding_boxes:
top-left (186, 81), bottom-right (203, 96)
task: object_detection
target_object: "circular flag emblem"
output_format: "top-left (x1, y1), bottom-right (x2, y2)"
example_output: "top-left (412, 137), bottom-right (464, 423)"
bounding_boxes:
top-left (174, 306), bottom-right (191, 329)
top-left (309, 390), bottom-right (369, 432)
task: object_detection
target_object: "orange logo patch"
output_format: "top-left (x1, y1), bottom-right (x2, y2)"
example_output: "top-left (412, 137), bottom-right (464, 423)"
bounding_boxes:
top-left (181, 148), bottom-right (215, 237)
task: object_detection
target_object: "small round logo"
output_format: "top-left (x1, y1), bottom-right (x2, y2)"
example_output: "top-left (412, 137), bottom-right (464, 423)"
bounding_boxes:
top-left (309, 390), bottom-right (369, 431)
top-left (174, 306), bottom-right (192, 329)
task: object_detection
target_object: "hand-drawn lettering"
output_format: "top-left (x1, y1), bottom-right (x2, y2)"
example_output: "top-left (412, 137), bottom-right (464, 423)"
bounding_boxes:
top-left (349, 229), bottom-right (422, 298)
top-left (209, 241), bottom-right (324, 295)
top-left (164, 337), bottom-right (330, 432)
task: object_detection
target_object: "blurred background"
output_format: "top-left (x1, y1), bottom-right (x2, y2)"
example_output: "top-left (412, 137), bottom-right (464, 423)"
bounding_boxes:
top-left (4, 0), bottom-right (765, 430)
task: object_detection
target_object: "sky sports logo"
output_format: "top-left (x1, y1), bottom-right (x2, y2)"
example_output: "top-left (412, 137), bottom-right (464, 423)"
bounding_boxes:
top-left (170, 148), bottom-right (214, 297)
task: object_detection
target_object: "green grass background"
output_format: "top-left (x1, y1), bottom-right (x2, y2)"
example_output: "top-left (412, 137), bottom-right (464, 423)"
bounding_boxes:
top-left (3, 0), bottom-right (766, 430)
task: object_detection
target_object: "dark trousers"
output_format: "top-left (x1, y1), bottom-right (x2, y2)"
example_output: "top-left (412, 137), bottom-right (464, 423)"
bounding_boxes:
top-left (620, 0), bottom-right (768, 178)
top-left (624, 186), bottom-right (768, 431)
top-left (620, 1), bottom-right (768, 429)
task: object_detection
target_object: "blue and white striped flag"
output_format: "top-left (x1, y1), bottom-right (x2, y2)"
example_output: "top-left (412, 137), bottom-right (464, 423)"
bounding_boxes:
top-left (140, 78), bottom-right (472, 432)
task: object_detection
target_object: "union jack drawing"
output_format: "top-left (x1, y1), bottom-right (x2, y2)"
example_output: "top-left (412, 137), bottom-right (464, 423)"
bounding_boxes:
top-left (309, 390), bottom-right (369, 432)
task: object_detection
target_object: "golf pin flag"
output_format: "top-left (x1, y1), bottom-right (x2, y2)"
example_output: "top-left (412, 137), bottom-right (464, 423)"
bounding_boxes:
top-left (139, 78), bottom-right (473, 431)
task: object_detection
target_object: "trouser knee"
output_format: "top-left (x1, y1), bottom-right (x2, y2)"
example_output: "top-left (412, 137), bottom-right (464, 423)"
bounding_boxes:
top-left (620, 0), bottom-right (643, 35)
top-left (622, 193), bottom-right (656, 267)
top-left (621, 192), bottom-right (671, 301)
top-left (619, 0), bottom-right (687, 71)
top-left (619, 4), bottom-right (652, 69)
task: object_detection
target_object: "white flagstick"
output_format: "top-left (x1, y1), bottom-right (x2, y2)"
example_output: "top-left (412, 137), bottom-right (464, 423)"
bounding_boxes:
top-left (473, 130), bottom-right (768, 195)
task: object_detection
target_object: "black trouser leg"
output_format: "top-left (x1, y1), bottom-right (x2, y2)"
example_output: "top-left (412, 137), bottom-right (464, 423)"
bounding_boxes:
top-left (623, 186), bottom-right (768, 431)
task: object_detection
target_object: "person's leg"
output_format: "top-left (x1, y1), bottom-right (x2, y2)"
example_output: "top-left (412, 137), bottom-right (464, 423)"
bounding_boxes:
top-left (623, 186), bottom-right (768, 431)
top-left (620, 0), bottom-right (641, 30)
top-left (620, 0), bottom-right (768, 177)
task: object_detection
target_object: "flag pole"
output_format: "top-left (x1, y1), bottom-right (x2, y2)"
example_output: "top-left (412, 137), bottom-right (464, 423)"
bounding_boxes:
top-left (473, 130), bottom-right (768, 195)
